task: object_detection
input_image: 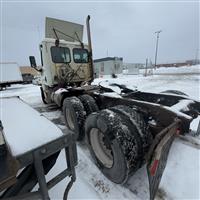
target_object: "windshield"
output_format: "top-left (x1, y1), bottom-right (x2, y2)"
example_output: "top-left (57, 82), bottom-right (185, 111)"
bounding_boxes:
top-left (51, 46), bottom-right (71, 63)
top-left (73, 48), bottom-right (88, 63)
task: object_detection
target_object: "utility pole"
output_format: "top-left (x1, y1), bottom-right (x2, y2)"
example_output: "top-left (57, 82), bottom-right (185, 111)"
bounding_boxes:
top-left (145, 58), bottom-right (148, 77)
top-left (154, 30), bottom-right (162, 69)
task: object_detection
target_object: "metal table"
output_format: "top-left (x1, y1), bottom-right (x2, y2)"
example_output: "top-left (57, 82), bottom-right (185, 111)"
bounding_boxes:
top-left (0, 97), bottom-right (77, 200)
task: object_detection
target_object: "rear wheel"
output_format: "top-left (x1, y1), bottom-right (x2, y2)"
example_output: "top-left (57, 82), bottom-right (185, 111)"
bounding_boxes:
top-left (63, 97), bottom-right (86, 141)
top-left (90, 128), bottom-right (114, 168)
top-left (78, 94), bottom-right (99, 116)
top-left (85, 108), bottom-right (146, 184)
top-left (110, 105), bottom-right (153, 154)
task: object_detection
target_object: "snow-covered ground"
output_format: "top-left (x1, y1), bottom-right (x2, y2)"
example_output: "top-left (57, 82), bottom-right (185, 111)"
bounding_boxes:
top-left (153, 65), bottom-right (200, 75)
top-left (139, 65), bottom-right (200, 76)
top-left (0, 65), bottom-right (199, 199)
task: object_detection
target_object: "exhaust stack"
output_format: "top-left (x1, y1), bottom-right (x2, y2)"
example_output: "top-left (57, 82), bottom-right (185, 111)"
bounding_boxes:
top-left (86, 15), bottom-right (94, 81)
top-left (86, 15), bottom-right (92, 55)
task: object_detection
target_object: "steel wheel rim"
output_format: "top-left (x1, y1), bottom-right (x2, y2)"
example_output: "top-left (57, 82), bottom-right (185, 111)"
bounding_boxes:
top-left (90, 128), bottom-right (113, 168)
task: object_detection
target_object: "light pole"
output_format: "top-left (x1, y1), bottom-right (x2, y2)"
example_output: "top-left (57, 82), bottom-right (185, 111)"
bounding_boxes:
top-left (154, 30), bottom-right (162, 69)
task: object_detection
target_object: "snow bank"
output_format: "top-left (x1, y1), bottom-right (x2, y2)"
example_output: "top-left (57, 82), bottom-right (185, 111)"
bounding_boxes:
top-left (170, 99), bottom-right (194, 112)
top-left (153, 65), bottom-right (200, 75)
top-left (159, 138), bottom-right (200, 199)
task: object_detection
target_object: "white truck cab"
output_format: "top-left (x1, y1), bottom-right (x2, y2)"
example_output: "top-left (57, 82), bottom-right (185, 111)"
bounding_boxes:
top-left (40, 38), bottom-right (93, 87)
top-left (29, 16), bottom-right (94, 104)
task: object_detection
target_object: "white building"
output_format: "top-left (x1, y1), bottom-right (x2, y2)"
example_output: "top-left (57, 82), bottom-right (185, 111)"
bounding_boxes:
top-left (123, 63), bottom-right (143, 75)
top-left (94, 57), bottom-right (123, 77)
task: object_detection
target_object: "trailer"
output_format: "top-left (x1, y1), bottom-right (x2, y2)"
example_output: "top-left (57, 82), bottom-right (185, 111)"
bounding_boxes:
top-left (0, 62), bottom-right (23, 90)
top-left (27, 16), bottom-right (200, 200)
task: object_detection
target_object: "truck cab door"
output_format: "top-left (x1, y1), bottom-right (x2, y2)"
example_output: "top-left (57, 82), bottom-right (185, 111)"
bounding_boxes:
top-left (146, 120), bottom-right (180, 200)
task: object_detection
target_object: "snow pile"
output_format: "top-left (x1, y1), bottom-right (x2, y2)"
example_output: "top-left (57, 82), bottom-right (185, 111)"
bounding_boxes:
top-left (170, 99), bottom-right (194, 112)
top-left (97, 80), bottom-right (122, 94)
top-left (159, 138), bottom-right (200, 199)
top-left (54, 88), bottom-right (68, 94)
top-left (101, 92), bottom-right (122, 98)
top-left (153, 65), bottom-right (200, 75)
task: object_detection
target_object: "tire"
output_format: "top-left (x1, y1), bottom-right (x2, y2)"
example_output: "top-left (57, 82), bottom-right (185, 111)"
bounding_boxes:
top-left (161, 90), bottom-right (188, 96)
top-left (78, 94), bottom-right (99, 116)
top-left (110, 105), bottom-right (153, 154)
top-left (109, 107), bottom-right (144, 170)
top-left (40, 87), bottom-right (47, 104)
top-left (63, 97), bottom-right (86, 141)
top-left (85, 109), bottom-right (142, 184)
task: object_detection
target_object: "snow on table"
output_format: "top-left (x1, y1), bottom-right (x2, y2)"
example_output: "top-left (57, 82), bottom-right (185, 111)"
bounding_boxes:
top-left (0, 97), bottom-right (63, 156)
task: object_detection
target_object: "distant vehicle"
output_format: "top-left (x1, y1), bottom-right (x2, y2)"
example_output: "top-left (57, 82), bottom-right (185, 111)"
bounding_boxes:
top-left (0, 62), bottom-right (23, 90)
top-left (20, 66), bottom-right (39, 84)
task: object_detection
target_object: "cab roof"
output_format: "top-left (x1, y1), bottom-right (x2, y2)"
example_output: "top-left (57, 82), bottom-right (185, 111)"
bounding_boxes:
top-left (42, 38), bottom-right (88, 47)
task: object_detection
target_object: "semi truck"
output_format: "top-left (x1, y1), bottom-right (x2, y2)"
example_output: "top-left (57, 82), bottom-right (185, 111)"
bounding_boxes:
top-left (26, 16), bottom-right (200, 200)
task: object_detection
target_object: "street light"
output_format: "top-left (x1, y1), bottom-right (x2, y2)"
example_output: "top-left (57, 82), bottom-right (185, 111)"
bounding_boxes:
top-left (154, 30), bottom-right (162, 69)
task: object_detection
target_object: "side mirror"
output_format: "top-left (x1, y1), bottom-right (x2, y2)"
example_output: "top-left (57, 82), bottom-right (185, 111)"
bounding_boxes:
top-left (29, 56), bottom-right (37, 68)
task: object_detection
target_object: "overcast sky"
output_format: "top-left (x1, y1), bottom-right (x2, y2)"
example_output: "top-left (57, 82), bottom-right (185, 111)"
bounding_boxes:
top-left (0, 1), bottom-right (199, 66)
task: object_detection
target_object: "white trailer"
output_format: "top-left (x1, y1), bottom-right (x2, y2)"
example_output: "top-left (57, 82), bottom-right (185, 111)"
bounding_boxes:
top-left (0, 62), bottom-right (23, 90)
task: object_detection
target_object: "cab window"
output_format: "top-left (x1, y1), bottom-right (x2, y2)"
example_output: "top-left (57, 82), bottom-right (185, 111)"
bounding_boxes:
top-left (51, 46), bottom-right (71, 63)
top-left (73, 48), bottom-right (88, 63)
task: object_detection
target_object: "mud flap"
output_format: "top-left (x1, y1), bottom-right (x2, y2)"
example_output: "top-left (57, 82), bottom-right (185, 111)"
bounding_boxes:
top-left (146, 120), bottom-right (180, 200)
